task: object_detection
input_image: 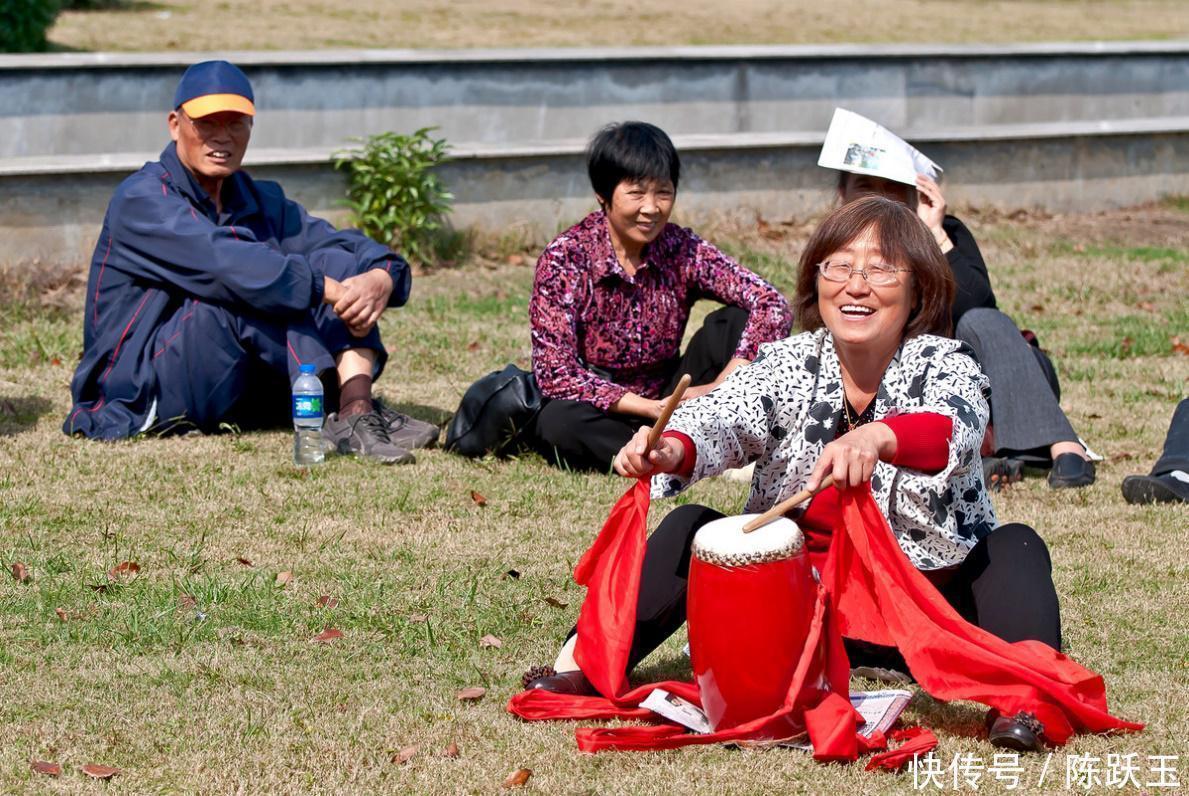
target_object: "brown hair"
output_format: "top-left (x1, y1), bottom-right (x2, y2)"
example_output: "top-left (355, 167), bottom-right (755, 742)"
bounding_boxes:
top-left (793, 195), bottom-right (955, 337)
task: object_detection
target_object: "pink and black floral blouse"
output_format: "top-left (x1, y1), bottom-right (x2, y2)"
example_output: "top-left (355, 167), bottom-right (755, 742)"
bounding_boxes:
top-left (530, 211), bottom-right (793, 410)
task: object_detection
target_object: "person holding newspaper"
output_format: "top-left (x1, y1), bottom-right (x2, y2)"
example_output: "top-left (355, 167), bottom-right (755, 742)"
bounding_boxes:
top-left (820, 109), bottom-right (1095, 490)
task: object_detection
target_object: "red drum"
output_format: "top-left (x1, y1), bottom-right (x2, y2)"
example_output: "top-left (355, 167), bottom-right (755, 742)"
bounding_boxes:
top-left (687, 514), bottom-right (816, 734)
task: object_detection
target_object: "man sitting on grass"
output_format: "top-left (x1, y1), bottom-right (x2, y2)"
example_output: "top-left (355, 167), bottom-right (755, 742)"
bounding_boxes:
top-left (64, 60), bottom-right (437, 462)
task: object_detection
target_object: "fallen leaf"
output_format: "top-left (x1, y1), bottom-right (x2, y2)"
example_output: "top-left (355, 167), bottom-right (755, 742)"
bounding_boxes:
top-left (503, 569), bottom-right (521, 580)
top-left (1172, 336), bottom-right (1189, 356)
top-left (503, 768), bottom-right (532, 789)
top-left (54, 607), bottom-right (68, 622)
top-left (1073, 243), bottom-right (1086, 253)
top-left (1029, 304), bottom-right (1045, 314)
top-left (1120, 336), bottom-right (1134, 355)
top-left (316, 594), bottom-right (338, 609)
top-left (50, 356), bottom-right (62, 366)
top-left (467, 340), bottom-right (481, 352)
top-left (506, 253), bottom-right (526, 266)
top-left (312, 627), bottom-right (344, 643)
top-left (106, 561), bottom-right (140, 580)
top-left (392, 745), bottom-right (418, 764)
top-left (81, 763), bottom-right (120, 780)
top-left (408, 613), bottom-right (429, 623)
top-left (543, 597), bottom-right (567, 609)
top-left (480, 634), bottom-right (503, 649)
top-left (179, 594), bottom-right (197, 610)
top-left (11, 562), bottom-right (29, 583)
top-left (236, 557), bottom-right (253, 567)
top-left (275, 571), bottom-right (293, 587)
top-left (470, 490), bottom-right (488, 507)
top-left (443, 741), bottom-right (460, 758)
top-left (1113, 451), bottom-right (1136, 461)
top-left (456, 686), bottom-right (487, 702)
top-left (31, 759), bottom-right (61, 777)
top-left (1136, 301), bottom-right (1157, 311)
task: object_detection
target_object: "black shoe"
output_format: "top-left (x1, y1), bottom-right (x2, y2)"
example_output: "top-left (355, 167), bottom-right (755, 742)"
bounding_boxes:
top-left (983, 456), bottom-right (1024, 491)
top-left (986, 709), bottom-right (1045, 753)
top-left (1122, 473), bottom-right (1189, 504)
top-left (521, 665), bottom-right (597, 696)
top-left (1047, 453), bottom-right (1095, 489)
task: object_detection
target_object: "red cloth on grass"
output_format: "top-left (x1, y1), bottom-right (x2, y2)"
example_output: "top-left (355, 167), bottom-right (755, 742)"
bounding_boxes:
top-left (506, 479), bottom-right (1141, 759)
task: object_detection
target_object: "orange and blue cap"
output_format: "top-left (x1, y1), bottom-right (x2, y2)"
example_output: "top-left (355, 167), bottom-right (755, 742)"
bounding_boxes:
top-left (173, 60), bottom-right (255, 119)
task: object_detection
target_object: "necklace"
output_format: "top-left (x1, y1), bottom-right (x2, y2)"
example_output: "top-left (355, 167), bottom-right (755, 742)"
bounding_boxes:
top-left (840, 391), bottom-right (876, 435)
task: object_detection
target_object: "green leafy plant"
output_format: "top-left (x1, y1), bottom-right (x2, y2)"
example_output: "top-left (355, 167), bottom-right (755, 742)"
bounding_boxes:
top-left (333, 128), bottom-right (456, 268)
top-left (0, 0), bottom-right (61, 52)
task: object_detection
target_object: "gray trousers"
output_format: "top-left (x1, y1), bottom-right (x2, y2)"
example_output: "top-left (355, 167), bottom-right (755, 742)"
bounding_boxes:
top-left (955, 308), bottom-right (1078, 458)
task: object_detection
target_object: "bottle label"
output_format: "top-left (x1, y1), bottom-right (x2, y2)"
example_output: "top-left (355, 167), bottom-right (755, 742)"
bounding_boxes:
top-left (293, 395), bottom-right (323, 419)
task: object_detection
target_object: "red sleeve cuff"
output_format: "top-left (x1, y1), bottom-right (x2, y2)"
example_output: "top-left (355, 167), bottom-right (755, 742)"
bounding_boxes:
top-left (662, 430), bottom-right (697, 478)
top-left (884, 413), bottom-right (952, 473)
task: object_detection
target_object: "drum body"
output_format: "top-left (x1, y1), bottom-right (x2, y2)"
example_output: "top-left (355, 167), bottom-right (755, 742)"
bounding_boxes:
top-left (687, 514), bottom-right (815, 734)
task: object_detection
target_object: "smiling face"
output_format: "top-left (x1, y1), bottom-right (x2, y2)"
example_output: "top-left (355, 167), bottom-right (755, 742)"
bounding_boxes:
top-left (168, 109), bottom-right (252, 195)
top-left (816, 225), bottom-right (915, 355)
top-left (601, 177), bottom-right (675, 255)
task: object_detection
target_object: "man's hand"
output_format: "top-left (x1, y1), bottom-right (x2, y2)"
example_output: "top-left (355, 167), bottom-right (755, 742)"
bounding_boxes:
top-left (333, 269), bottom-right (394, 337)
top-left (323, 276), bottom-right (345, 306)
top-left (613, 426), bottom-right (686, 478)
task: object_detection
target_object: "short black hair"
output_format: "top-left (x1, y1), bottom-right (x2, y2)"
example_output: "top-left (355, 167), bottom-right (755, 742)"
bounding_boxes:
top-left (586, 121), bottom-right (680, 204)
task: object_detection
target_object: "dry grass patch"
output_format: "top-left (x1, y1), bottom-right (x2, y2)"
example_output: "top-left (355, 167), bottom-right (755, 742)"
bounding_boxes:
top-left (48, 0), bottom-right (1189, 52)
top-left (0, 201), bottom-right (1186, 792)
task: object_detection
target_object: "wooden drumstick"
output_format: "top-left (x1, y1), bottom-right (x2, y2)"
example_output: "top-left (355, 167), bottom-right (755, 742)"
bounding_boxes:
top-left (646, 374), bottom-right (693, 451)
top-left (741, 475), bottom-right (835, 533)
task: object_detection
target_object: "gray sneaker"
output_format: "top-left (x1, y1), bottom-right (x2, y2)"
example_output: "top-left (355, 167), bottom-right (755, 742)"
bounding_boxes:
top-left (373, 398), bottom-right (440, 449)
top-left (323, 410), bottom-right (415, 464)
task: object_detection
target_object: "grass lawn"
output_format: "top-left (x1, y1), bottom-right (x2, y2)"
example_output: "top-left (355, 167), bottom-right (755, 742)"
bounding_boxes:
top-left (47, 0), bottom-right (1189, 52)
top-left (0, 200), bottom-right (1186, 793)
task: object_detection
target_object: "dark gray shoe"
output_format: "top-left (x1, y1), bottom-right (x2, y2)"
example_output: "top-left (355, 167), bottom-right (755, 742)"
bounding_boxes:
top-left (373, 398), bottom-right (439, 449)
top-left (323, 410), bottom-right (415, 465)
top-left (1122, 473), bottom-right (1189, 504)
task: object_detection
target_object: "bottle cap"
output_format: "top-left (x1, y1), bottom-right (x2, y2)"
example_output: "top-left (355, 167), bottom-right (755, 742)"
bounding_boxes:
top-left (299, 363), bottom-right (316, 374)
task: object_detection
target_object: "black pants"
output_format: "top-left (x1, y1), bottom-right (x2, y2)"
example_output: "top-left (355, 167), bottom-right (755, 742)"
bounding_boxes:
top-left (1151, 398), bottom-right (1189, 475)
top-left (615, 504), bottom-right (1063, 675)
top-left (532, 306), bottom-right (748, 471)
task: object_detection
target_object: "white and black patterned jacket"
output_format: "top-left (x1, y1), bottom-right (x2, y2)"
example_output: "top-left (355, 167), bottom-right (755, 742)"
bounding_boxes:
top-left (654, 329), bottom-right (997, 569)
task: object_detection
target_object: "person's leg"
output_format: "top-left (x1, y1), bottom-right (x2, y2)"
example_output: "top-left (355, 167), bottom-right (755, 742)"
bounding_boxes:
top-left (956, 308), bottom-right (1093, 488)
top-left (531, 399), bottom-right (644, 472)
top-left (534, 504), bottom-right (724, 693)
top-left (1122, 398), bottom-right (1189, 503)
top-left (943, 523), bottom-right (1062, 650)
top-left (150, 300), bottom-right (292, 434)
top-left (666, 305), bottom-right (749, 391)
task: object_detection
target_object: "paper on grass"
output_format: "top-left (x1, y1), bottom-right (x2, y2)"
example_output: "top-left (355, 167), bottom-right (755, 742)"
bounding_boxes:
top-left (818, 108), bottom-right (942, 187)
top-left (641, 687), bottom-right (913, 749)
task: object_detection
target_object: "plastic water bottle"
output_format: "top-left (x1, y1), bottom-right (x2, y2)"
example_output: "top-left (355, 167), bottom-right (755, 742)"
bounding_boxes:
top-left (292, 363), bottom-right (325, 465)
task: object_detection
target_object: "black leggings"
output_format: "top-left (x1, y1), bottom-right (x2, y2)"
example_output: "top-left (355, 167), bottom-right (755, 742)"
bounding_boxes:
top-left (615, 504), bottom-right (1063, 674)
top-left (531, 306), bottom-right (748, 471)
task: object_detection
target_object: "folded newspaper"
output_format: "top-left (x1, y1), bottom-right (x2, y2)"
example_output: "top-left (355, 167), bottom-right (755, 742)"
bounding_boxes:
top-left (818, 108), bottom-right (942, 187)
top-left (640, 688), bottom-right (914, 750)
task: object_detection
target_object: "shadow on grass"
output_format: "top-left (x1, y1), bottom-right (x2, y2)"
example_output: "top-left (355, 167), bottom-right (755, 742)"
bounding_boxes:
top-left (0, 395), bottom-right (54, 436)
top-left (381, 400), bottom-right (453, 427)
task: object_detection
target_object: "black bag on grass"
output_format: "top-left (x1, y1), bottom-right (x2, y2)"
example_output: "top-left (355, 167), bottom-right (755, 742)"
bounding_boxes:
top-left (445, 364), bottom-right (542, 457)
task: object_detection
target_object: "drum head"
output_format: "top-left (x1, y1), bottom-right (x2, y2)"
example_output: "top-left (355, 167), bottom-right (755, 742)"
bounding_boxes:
top-left (692, 514), bottom-right (804, 567)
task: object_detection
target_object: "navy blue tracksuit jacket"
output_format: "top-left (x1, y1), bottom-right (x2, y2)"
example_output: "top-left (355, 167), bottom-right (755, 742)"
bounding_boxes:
top-left (65, 142), bottom-right (410, 439)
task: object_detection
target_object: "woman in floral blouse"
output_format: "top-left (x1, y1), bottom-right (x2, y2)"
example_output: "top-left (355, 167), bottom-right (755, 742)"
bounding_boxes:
top-left (528, 121), bottom-right (792, 471)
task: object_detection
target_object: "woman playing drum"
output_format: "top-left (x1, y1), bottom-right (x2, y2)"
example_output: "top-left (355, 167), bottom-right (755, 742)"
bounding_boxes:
top-left (526, 196), bottom-right (1062, 752)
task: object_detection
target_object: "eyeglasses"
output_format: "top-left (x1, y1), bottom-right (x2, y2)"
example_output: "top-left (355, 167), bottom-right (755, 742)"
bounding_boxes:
top-left (184, 113), bottom-right (252, 137)
top-left (817, 260), bottom-right (910, 287)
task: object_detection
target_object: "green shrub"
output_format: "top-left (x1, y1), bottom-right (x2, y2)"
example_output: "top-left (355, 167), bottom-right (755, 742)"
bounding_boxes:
top-left (333, 127), bottom-right (457, 268)
top-left (0, 0), bottom-right (61, 52)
